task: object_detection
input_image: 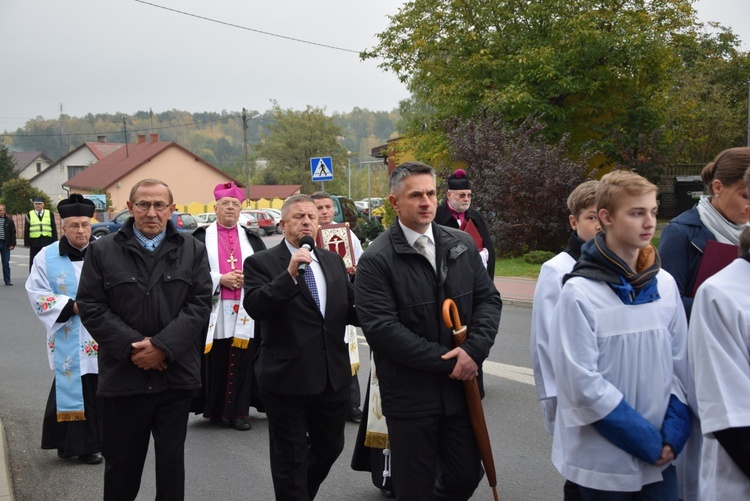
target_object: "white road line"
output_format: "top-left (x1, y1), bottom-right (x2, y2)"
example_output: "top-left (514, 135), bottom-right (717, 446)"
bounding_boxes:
top-left (357, 335), bottom-right (535, 386)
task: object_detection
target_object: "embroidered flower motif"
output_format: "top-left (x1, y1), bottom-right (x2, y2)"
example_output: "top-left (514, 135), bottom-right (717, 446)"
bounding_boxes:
top-left (232, 304), bottom-right (240, 315)
top-left (47, 335), bottom-right (55, 352)
top-left (37, 295), bottom-right (58, 314)
top-left (63, 355), bottom-right (73, 381)
top-left (81, 340), bottom-right (99, 357)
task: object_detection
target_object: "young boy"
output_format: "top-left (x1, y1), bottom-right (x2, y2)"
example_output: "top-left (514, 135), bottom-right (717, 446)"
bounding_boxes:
top-left (531, 180), bottom-right (599, 499)
top-left (531, 180), bottom-right (600, 434)
top-left (687, 167), bottom-right (750, 499)
top-left (550, 170), bottom-right (691, 499)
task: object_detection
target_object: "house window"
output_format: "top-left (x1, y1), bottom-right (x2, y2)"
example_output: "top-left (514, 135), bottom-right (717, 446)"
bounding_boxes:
top-left (67, 165), bottom-right (85, 179)
top-left (36, 162), bottom-right (42, 173)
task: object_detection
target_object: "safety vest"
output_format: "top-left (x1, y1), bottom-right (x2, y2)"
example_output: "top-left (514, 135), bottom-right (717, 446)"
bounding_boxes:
top-left (28, 210), bottom-right (53, 238)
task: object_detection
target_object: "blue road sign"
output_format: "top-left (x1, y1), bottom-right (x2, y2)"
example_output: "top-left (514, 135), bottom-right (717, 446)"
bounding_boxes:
top-left (310, 156), bottom-right (333, 182)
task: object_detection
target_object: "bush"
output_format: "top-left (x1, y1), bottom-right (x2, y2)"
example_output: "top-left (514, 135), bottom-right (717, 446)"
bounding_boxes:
top-left (523, 250), bottom-right (556, 264)
top-left (444, 111), bottom-right (587, 257)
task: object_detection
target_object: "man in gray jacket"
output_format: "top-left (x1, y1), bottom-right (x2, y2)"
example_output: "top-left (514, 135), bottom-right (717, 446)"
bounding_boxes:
top-left (78, 179), bottom-right (212, 501)
top-left (354, 162), bottom-right (502, 500)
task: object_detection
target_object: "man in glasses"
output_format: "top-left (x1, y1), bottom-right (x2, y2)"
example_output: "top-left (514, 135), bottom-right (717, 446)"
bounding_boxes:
top-left (435, 169), bottom-right (496, 278)
top-left (77, 178), bottom-right (212, 501)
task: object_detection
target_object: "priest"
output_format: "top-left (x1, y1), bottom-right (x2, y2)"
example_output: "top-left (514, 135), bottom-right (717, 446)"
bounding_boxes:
top-left (191, 182), bottom-right (266, 430)
top-left (25, 194), bottom-right (102, 464)
top-left (435, 169), bottom-right (496, 278)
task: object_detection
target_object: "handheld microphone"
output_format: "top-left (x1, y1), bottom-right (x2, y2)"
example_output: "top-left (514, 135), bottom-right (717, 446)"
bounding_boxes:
top-left (298, 236), bottom-right (315, 274)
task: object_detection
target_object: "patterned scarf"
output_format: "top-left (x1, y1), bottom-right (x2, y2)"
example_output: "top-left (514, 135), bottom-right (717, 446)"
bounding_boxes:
top-left (564, 232), bottom-right (661, 305)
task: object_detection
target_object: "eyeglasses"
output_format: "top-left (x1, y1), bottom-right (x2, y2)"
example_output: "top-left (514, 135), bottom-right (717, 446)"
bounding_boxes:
top-left (65, 222), bottom-right (91, 230)
top-left (133, 201), bottom-right (171, 212)
top-left (454, 193), bottom-right (472, 199)
top-left (217, 200), bottom-right (242, 208)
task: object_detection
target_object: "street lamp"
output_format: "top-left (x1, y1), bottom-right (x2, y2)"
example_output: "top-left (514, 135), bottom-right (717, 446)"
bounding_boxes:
top-left (242, 108), bottom-right (261, 202)
top-left (347, 151), bottom-right (354, 199)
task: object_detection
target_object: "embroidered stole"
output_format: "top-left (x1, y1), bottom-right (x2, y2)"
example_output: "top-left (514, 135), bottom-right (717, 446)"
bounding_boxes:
top-left (204, 223), bottom-right (254, 352)
top-left (44, 245), bottom-right (86, 422)
top-left (364, 355), bottom-right (390, 449)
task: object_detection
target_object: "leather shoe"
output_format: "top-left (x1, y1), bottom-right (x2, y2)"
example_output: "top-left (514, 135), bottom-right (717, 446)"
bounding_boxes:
top-left (346, 407), bottom-right (363, 423)
top-left (229, 418), bottom-right (251, 431)
top-left (4, 282), bottom-right (11, 286)
top-left (79, 452), bottom-right (103, 464)
top-left (57, 450), bottom-right (72, 460)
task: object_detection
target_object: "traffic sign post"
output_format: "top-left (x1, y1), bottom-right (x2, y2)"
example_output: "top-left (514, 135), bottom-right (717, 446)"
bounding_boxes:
top-left (310, 157), bottom-right (334, 185)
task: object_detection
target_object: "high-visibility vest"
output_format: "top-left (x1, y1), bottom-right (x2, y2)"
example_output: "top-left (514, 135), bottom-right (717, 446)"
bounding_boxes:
top-left (28, 210), bottom-right (53, 238)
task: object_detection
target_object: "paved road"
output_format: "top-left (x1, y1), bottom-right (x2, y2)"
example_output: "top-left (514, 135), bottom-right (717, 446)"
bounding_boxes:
top-left (0, 239), bottom-right (562, 501)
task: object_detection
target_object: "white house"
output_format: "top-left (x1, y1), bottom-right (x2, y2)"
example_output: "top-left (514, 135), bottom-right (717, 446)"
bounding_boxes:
top-left (29, 137), bottom-right (124, 203)
top-left (10, 151), bottom-right (53, 180)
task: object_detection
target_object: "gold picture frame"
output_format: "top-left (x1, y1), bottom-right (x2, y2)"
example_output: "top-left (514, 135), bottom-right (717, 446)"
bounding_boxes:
top-left (316, 223), bottom-right (356, 273)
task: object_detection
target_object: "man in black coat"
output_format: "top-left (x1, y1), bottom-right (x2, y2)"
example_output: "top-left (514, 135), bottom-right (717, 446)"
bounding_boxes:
top-left (244, 194), bottom-right (357, 500)
top-left (77, 179), bottom-right (213, 501)
top-left (435, 168), bottom-right (496, 278)
top-left (355, 162), bottom-right (502, 500)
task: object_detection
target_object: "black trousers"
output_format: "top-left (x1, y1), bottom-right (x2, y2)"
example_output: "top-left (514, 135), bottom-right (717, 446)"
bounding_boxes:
top-left (387, 409), bottom-right (484, 501)
top-left (260, 382), bottom-right (349, 501)
top-left (101, 390), bottom-right (192, 501)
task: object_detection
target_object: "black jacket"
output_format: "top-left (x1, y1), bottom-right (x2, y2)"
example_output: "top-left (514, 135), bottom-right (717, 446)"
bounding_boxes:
top-left (77, 219), bottom-right (213, 397)
top-left (435, 203), bottom-right (496, 278)
top-left (354, 221), bottom-right (502, 418)
top-left (1, 215), bottom-right (16, 247)
top-left (244, 241), bottom-right (357, 396)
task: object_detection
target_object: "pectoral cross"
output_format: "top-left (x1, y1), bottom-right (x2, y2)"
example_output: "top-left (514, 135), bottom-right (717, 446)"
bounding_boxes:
top-left (227, 254), bottom-right (238, 270)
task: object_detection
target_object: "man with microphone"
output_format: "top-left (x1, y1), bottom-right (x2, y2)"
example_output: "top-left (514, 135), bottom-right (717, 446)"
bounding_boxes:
top-left (244, 194), bottom-right (357, 500)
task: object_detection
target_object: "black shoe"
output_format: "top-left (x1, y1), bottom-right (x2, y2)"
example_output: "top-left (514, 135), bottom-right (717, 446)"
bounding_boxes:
top-left (57, 450), bottom-right (72, 460)
top-left (229, 418), bottom-right (252, 431)
top-left (346, 407), bottom-right (363, 422)
top-left (4, 282), bottom-right (11, 286)
top-left (78, 452), bottom-right (103, 464)
top-left (380, 488), bottom-right (395, 498)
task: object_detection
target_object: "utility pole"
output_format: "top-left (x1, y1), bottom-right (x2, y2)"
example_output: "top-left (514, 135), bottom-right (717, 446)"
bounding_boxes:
top-left (122, 116), bottom-right (129, 157)
top-left (243, 108), bottom-right (249, 202)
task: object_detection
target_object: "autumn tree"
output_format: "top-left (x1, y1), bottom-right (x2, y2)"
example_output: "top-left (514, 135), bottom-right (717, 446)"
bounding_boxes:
top-left (444, 111), bottom-right (586, 257)
top-left (253, 103), bottom-right (348, 194)
top-left (364, 0), bottom-right (748, 168)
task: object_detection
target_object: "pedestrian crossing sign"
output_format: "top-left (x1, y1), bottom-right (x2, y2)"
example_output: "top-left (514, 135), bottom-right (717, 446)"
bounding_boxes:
top-left (310, 156), bottom-right (333, 182)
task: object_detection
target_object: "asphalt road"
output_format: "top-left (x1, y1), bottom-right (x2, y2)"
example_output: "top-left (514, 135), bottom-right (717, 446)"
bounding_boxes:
top-left (0, 238), bottom-right (562, 501)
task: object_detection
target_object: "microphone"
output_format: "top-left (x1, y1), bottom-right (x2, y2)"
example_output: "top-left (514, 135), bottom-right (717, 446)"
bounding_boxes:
top-left (298, 236), bottom-right (315, 274)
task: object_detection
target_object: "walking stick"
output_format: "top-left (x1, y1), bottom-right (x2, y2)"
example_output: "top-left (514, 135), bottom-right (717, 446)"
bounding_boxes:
top-left (442, 298), bottom-right (500, 501)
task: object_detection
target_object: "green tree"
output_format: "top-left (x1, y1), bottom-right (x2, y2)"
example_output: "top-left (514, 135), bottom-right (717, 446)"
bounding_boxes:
top-left (0, 143), bottom-right (18, 187)
top-left (364, 0), bottom-right (747, 167)
top-left (254, 103), bottom-right (348, 194)
top-left (0, 178), bottom-right (50, 214)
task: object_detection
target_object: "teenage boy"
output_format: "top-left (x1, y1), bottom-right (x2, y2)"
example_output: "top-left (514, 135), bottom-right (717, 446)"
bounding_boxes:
top-left (550, 170), bottom-right (691, 499)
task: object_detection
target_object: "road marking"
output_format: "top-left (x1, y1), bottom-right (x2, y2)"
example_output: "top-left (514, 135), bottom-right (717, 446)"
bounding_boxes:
top-left (358, 335), bottom-right (534, 386)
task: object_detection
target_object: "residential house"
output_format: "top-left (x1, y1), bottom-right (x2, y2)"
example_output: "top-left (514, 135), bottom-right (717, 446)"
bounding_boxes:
top-left (30, 136), bottom-right (124, 203)
top-left (10, 151), bottom-right (53, 179)
top-left (64, 133), bottom-right (242, 212)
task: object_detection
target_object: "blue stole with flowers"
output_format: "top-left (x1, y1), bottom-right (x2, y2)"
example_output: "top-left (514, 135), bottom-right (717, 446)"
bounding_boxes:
top-left (45, 245), bottom-right (86, 421)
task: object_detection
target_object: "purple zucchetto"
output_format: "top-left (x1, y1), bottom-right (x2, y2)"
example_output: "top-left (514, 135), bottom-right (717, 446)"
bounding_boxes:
top-left (447, 169), bottom-right (472, 190)
top-left (213, 182), bottom-right (245, 203)
top-left (57, 194), bottom-right (95, 219)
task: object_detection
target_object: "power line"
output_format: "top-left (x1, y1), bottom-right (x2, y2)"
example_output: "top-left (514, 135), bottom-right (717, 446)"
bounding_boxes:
top-left (134, 0), bottom-right (361, 54)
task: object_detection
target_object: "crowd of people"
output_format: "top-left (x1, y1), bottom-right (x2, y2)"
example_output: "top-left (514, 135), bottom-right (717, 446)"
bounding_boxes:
top-left (10, 147), bottom-right (750, 500)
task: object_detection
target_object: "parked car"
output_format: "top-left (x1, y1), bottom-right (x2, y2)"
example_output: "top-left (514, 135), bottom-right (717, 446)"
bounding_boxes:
top-left (242, 209), bottom-right (275, 235)
top-left (329, 195), bottom-right (360, 229)
top-left (90, 210), bottom-right (199, 237)
top-left (195, 213), bottom-right (216, 228)
top-left (354, 200), bottom-right (369, 214)
top-left (263, 208), bottom-right (283, 234)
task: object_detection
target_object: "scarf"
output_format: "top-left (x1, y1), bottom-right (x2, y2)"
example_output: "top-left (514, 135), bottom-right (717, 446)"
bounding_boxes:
top-left (697, 195), bottom-right (744, 245)
top-left (564, 232), bottom-right (661, 305)
top-left (44, 244), bottom-right (86, 421)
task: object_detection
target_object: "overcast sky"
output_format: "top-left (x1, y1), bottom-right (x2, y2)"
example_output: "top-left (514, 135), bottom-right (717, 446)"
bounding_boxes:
top-left (1, 0), bottom-right (748, 133)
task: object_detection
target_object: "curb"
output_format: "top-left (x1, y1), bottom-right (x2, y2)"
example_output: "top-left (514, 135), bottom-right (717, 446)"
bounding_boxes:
top-left (502, 298), bottom-right (533, 309)
top-left (0, 418), bottom-right (14, 501)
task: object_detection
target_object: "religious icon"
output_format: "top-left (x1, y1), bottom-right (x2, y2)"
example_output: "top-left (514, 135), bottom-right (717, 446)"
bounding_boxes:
top-left (316, 223), bottom-right (356, 273)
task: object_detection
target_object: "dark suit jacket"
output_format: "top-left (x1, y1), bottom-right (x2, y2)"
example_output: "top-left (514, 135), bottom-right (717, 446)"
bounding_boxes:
top-left (435, 203), bottom-right (496, 278)
top-left (243, 240), bottom-right (357, 396)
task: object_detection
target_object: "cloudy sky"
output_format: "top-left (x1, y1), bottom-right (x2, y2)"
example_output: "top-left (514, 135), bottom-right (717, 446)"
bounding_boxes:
top-left (1, 0), bottom-right (748, 133)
